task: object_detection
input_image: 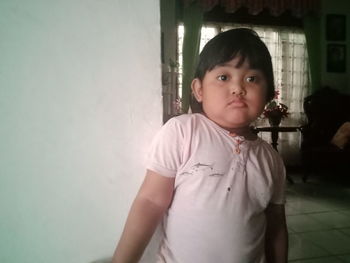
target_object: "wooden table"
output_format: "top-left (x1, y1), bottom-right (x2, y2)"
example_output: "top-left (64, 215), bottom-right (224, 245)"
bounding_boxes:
top-left (252, 125), bottom-right (302, 184)
top-left (253, 126), bottom-right (302, 151)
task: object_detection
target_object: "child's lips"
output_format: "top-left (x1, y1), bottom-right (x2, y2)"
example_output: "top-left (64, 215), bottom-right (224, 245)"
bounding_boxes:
top-left (227, 99), bottom-right (247, 108)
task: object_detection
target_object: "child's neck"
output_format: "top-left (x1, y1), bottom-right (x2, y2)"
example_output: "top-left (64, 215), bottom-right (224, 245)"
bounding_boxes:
top-left (204, 115), bottom-right (256, 140)
top-left (199, 112), bottom-right (257, 140)
top-left (226, 126), bottom-right (255, 140)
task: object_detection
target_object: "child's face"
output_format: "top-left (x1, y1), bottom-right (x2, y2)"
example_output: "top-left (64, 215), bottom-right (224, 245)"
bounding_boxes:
top-left (192, 56), bottom-right (267, 130)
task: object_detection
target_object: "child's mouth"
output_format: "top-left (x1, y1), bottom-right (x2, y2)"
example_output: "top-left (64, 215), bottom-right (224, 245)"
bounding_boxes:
top-left (228, 99), bottom-right (247, 108)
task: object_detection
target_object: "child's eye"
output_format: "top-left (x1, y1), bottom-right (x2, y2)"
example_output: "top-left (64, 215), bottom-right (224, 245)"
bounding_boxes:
top-left (217, 75), bottom-right (228, 81)
top-left (246, 76), bottom-right (257, 83)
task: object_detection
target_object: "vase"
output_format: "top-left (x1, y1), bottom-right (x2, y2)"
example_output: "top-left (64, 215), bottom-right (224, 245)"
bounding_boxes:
top-left (268, 115), bottom-right (282, 127)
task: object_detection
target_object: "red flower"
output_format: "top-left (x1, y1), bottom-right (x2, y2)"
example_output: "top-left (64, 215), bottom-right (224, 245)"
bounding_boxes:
top-left (262, 100), bottom-right (289, 119)
top-left (274, 90), bottom-right (280, 99)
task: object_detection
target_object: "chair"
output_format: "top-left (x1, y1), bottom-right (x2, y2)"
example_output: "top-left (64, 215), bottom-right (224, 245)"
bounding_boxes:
top-left (300, 87), bottom-right (350, 182)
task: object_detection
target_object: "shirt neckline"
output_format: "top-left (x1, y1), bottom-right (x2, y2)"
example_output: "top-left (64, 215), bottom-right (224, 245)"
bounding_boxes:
top-left (195, 113), bottom-right (260, 145)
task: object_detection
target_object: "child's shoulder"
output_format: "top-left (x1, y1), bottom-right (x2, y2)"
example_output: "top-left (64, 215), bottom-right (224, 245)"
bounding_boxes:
top-left (166, 113), bottom-right (204, 126)
top-left (160, 114), bottom-right (206, 138)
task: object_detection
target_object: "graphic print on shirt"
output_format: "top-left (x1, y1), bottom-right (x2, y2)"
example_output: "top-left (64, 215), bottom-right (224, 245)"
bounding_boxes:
top-left (179, 162), bottom-right (224, 177)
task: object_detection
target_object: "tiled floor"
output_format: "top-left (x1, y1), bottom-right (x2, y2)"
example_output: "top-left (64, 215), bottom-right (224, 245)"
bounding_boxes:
top-left (286, 173), bottom-right (350, 262)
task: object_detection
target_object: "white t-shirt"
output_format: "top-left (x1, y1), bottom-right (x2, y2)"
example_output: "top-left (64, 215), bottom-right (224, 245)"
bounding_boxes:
top-left (146, 113), bottom-right (286, 263)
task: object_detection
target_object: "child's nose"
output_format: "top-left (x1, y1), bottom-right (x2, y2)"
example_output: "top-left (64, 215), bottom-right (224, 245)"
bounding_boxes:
top-left (230, 82), bottom-right (246, 95)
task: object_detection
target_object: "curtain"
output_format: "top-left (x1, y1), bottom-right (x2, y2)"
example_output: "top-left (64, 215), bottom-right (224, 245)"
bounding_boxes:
top-left (303, 15), bottom-right (321, 93)
top-left (182, 0), bottom-right (319, 18)
top-left (222, 24), bottom-right (310, 166)
top-left (181, 3), bottom-right (204, 113)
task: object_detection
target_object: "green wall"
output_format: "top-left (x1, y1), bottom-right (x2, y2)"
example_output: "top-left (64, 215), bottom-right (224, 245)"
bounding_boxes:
top-left (320, 0), bottom-right (350, 93)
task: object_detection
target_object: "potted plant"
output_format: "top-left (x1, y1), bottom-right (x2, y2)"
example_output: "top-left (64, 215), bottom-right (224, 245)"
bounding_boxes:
top-left (262, 91), bottom-right (289, 126)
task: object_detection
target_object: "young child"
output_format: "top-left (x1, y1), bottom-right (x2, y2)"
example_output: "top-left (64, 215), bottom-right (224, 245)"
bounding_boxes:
top-left (113, 28), bottom-right (288, 263)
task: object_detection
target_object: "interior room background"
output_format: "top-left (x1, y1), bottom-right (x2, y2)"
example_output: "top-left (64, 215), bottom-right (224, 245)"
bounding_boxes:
top-left (1, 0), bottom-right (350, 263)
top-left (161, 0), bottom-right (350, 167)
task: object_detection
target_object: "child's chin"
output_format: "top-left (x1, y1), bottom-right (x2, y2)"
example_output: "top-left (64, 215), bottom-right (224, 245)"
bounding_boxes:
top-left (226, 115), bottom-right (252, 126)
top-left (224, 120), bottom-right (251, 129)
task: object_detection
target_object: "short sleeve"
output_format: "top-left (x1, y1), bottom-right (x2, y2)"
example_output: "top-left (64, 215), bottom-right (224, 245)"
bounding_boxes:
top-left (146, 118), bottom-right (184, 177)
top-left (270, 154), bottom-right (287, 204)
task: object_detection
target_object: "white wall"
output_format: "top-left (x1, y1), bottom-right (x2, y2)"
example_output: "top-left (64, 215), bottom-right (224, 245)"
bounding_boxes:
top-left (0, 0), bottom-right (162, 262)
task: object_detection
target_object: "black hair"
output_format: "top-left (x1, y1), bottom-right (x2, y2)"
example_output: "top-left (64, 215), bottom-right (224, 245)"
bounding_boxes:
top-left (194, 28), bottom-right (275, 102)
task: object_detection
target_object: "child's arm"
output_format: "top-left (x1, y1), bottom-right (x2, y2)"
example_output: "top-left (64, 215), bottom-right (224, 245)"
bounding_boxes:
top-left (265, 203), bottom-right (288, 263)
top-left (112, 170), bottom-right (175, 263)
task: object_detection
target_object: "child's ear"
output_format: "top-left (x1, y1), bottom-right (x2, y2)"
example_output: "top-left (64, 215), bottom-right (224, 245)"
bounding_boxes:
top-left (191, 78), bottom-right (203, 102)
